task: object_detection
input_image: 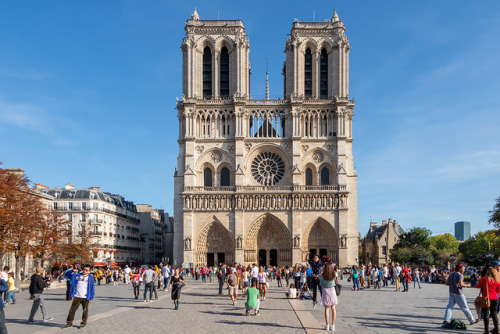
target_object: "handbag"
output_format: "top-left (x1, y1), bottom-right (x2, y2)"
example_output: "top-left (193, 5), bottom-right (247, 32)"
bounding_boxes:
top-left (335, 284), bottom-right (342, 296)
top-left (474, 278), bottom-right (490, 309)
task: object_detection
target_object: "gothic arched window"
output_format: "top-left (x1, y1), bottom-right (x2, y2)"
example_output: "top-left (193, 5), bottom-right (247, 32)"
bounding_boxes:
top-left (204, 167), bottom-right (213, 187)
top-left (305, 168), bottom-right (313, 186)
top-left (320, 167), bottom-right (330, 185)
top-left (304, 48), bottom-right (312, 98)
top-left (203, 46), bottom-right (212, 98)
top-left (320, 48), bottom-right (328, 98)
top-left (220, 46), bottom-right (229, 98)
top-left (220, 167), bottom-right (230, 186)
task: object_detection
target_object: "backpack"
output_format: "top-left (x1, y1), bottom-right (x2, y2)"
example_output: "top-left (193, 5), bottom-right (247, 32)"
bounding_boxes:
top-left (442, 319), bottom-right (467, 330)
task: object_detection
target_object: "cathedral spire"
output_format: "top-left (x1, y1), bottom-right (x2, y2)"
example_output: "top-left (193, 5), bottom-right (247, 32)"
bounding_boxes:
top-left (332, 9), bottom-right (339, 22)
top-left (265, 59), bottom-right (269, 100)
top-left (191, 7), bottom-right (200, 21)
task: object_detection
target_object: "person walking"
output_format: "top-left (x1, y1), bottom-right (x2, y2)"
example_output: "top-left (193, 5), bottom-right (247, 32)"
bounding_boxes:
top-left (124, 265), bottom-right (131, 285)
top-left (142, 266), bottom-right (156, 303)
top-left (241, 267), bottom-right (249, 296)
top-left (383, 264), bottom-right (389, 287)
top-left (28, 267), bottom-right (53, 324)
top-left (476, 265), bottom-right (500, 334)
top-left (218, 264), bottom-right (227, 295)
top-left (131, 269), bottom-right (141, 299)
top-left (162, 264), bottom-right (170, 291)
top-left (307, 253), bottom-right (323, 308)
top-left (276, 267), bottom-right (283, 287)
top-left (293, 264), bottom-right (301, 290)
top-left (351, 265), bottom-right (360, 291)
top-left (320, 263), bottom-right (339, 331)
top-left (227, 267), bottom-right (238, 305)
top-left (413, 267), bottom-right (421, 289)
top-left (258, 267), bottom-right (268, 301)
top-left (170, 268), bottom-right (184, 310)
top-left (443, 263), bottom-right (479, 326)
top-left (401, 265), bottom-right (410, 292)
top-left (394, 263), bottom-right (402, 291)
top-left (62, 264), bottom-right (95, 329)
top-left (5, 272), bottom-right (16, 305)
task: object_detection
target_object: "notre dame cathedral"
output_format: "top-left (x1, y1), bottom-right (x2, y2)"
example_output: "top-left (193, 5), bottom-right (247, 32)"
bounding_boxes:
top-left (173, 9), bottom-right (358, 268)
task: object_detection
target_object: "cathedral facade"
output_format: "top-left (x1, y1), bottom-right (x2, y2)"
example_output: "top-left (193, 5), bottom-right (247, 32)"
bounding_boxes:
top-left (173, 9), bottom-right (358, 268)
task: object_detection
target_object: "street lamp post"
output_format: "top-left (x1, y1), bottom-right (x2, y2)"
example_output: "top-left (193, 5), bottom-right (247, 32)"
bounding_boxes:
top-left (450, 254), bottom-right (457, 270)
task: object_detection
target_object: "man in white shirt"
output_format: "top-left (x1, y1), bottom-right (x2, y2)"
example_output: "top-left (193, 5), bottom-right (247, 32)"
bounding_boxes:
top-left (393, 263), bottom-right (402, 291)
top-left (124, 266), bottom-right (131, 285)
top-left (162, 265), bottom-right (170, 291)
top-left (250, 264), bottom-right (259, 279)
top-left (63, 264), bottom-right (95, 329)
top-left (383, 264), bottom-right (389, 287)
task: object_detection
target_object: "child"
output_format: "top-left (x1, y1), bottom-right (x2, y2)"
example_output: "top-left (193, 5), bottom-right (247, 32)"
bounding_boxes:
top-left (298, 283), bottom-right (312, 300)
top-left (286, 283), bottom-right (297, 299)
top-left (245, 278), bottom-right (260, 316)
top-left (5, 272), bottom-right (16, 305)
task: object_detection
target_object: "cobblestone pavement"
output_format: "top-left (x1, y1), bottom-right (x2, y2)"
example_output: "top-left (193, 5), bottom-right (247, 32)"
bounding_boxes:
top-left (2, 277), bottom-right (492, 334)
top-left (300, 279), bottom-right (487, 333)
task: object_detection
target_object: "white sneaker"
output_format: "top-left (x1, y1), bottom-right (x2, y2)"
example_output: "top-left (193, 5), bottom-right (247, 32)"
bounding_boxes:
top-left (263, 297), bottom-right (265, 301)
top-left (325, 324), bottom-right (330, 331)
top-left (331, 324), bottom-right (335, 331)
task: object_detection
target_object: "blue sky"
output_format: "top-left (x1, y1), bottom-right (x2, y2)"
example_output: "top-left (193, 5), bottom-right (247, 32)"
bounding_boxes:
top-left (1, 1), bottom-right (499, 236)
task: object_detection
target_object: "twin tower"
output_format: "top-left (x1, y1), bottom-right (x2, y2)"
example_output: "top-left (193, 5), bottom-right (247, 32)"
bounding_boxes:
top-left (173, 9), bottom-right (358, 268)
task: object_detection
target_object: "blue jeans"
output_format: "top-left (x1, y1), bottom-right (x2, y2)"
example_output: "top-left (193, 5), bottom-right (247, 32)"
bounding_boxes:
top-left (5, 291), bottom-right (15, 303)
top-left (444, 293), bottom-right (475, 323)
top-left (352, 277), bottom-right (360, 290)
top-left (413, 277), bottom-right (421, 288)
top-left (164, 277), bottom-right (170, 289)
top-left (143, 282), bottom-right (154, 301)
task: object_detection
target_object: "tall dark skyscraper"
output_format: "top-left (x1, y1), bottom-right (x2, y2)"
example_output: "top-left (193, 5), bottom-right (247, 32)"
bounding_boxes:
top-left (455, 221), bottom-right (471, 241)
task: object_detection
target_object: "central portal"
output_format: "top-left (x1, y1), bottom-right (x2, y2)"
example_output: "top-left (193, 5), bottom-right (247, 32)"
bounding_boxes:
top-left (244, 213), bottom-right (292, 266)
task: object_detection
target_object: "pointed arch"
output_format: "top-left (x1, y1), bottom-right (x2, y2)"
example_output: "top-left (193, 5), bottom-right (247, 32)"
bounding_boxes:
top-left (301, 217), bottom-right (339, 262)
top-left (194, 218), bottom-right (234, 266)
top-left (244, 213), bottom-right (292, 265)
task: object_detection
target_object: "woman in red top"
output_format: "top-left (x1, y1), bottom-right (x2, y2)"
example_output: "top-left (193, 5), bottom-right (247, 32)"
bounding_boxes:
top-left (476, 266), bottom-right (500, 334)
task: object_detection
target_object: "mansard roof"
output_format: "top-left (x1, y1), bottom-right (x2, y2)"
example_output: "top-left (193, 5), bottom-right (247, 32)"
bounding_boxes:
top-left (41, 188), bottom-right (137, 212)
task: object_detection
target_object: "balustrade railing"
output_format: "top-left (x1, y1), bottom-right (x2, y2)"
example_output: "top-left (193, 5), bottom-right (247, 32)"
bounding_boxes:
top-left (184, 184), bottom-right (346, 193)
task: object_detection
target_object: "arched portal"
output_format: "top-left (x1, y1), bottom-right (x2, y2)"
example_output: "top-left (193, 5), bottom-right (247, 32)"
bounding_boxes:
top-left (301, 218), bottom-right (339, 263)
top-left (195, 219), bottom-right (234, 267)
top-left (244, 213), bottom-right (292, 266)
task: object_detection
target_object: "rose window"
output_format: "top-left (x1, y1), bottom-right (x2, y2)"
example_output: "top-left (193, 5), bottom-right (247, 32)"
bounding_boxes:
top-left (251, 152), bottom-right (285, 186)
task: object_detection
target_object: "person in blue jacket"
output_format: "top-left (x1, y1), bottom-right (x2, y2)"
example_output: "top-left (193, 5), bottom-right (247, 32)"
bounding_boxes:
top-left (0, 278), bottom-right (8, 334)
top-left (62, 264), bottom-right (95, 329)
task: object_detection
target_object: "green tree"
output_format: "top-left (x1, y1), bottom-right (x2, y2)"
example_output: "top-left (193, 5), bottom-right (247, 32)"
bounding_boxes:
top-left (394, 227), bottom-right (432, 249)
top-left (489, 197), bottom-right (500, 229)
top-left (459, 231), bottom-right (499, 266)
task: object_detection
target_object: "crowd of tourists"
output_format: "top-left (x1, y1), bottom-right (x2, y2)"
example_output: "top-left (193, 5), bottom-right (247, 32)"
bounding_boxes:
top-left (1, 259), bottom-right (499, 332)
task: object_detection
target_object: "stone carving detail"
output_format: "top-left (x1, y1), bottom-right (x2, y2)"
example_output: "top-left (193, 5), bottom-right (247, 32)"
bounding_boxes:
top-left (244, 143), bottom-right (252, 151)
top-left (184, 237), bottom-right (191, 250)
top-left (312, 151), bottom-right (324, 163)
top-left (283, 142), bottom-right (291, 150)
top-left (236, 236), bottom-right (243, 249)
top-left (227, 145), bottom-right (235, 154)
top-left (327, 145), bottom-right (335, 152)
top-left (210, 150), bottom-right (222, 163)
top-left (301, 145), bottom-right (309, 153)
top-left (195, 146), bottom-right (204, 154)
top-left (340, 234), bottom-right (348, 248)
top-left (293, 235), bottom-right (301, 248)
top-left (183, 193), bottom-right (348, 212)
top-left (251, 152), bottom-right (285, 186)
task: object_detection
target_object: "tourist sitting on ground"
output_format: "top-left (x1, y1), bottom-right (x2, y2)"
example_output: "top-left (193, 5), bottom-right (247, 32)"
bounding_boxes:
top-left (286, 283), bottom-right (297, 299)
top-left (297, 283), bottom-right (312, 300)
top-left (245, 278), bottom-right (260, 316)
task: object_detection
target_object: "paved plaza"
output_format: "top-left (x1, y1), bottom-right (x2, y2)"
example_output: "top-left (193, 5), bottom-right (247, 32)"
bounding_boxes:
top-left (2, 278), bottom-right (489, 333)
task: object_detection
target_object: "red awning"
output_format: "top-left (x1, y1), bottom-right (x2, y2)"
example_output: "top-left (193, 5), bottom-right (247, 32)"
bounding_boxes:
top-left (93, 262), bottom-right (106, 267)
